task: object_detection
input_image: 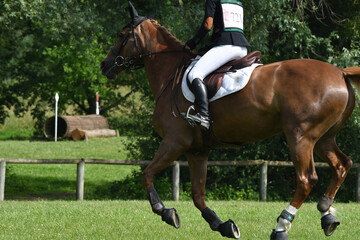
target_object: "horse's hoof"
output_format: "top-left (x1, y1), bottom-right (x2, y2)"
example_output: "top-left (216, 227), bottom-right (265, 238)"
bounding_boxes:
top-left (219, 219), bottom-right (240, 239)
top-left (321, 214), bottom-right (340, 236)
top-left (161, 208), bottom-right (180, 229)
top-left (270, 229), bottom-right (289, 240)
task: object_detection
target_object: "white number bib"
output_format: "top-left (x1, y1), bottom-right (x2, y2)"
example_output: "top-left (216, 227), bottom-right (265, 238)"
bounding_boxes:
top-left (221, 0), bottom-right (244, 33)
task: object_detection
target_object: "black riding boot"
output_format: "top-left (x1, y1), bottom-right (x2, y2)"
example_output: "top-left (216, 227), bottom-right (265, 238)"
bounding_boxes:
top-left (191, 78), bottom-right (211, 130)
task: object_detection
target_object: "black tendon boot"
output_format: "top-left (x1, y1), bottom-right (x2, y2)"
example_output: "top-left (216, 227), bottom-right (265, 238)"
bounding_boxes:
top-left (191, 78), bottom-right (211, 130)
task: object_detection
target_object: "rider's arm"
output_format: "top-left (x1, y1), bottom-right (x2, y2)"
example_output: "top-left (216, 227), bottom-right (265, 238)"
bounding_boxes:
top-left (186, 0), bottom-right (216, 50)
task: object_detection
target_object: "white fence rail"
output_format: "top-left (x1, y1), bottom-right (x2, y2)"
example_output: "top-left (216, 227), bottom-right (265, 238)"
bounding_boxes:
top-left (0, 158), bottom-right (359, 202)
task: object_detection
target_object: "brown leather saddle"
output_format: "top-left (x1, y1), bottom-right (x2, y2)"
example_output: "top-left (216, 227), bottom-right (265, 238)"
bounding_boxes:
top-left (187, 51), bottom-right (261, 99)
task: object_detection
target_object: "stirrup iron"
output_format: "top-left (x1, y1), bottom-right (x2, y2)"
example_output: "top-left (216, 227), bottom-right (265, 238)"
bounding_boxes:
top-left (181, 105), bottom-right (197, 127)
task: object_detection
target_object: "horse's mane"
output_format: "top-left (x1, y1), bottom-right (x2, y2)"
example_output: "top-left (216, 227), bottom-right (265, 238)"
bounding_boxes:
top-left (149, 19), bottom-right (185, 48)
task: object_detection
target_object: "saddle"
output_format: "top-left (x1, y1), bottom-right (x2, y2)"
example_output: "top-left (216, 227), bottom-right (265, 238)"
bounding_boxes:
top-left (187, 51), bottom-right (261, 99)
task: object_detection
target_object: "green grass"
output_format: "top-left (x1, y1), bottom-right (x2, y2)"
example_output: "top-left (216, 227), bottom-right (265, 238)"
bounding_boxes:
top-left (0, 111), bottom-right (145, 200)
top-left (0, 138), bottom-right (140, 200)
top-left (0, 109), bottom-right (35, 130)
top-left (0, 137), bottom-right (131, 159)
top-left (0, 201), bottom-right (359, 240)
top-left (0, 129), bottom-right (34, 140)
top-left (5, 164), bottom-right (139, 200)
top-left (0, 109), bottom-right (35, 140)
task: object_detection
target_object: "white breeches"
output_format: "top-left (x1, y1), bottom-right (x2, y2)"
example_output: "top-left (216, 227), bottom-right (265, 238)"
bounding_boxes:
top-left (188, 45), bottom-right (248, 83)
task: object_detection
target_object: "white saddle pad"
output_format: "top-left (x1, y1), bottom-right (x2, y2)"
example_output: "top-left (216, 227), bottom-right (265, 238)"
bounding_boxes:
top-left (182, 56), bottom-right (262, 103)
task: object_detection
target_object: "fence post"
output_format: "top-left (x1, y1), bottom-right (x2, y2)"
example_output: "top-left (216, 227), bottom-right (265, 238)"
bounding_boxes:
top-left (172, 161), bottom-right (180, 201)
top-left (0, 160), bottom-right (5, 201)
top-left (260, 162), bottom-right (268, 202)
top-left (76, 159), bottom-right (85, 200)
top-left (356, 166), bottom-right (360, 203)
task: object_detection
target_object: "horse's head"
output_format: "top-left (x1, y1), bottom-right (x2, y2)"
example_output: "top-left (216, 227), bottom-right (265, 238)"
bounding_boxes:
top-left (100, 1), bottom-right (153, 79)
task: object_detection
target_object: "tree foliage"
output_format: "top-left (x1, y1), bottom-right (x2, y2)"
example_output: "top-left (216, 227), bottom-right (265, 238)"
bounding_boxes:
top-left (2, 0), bottom-right (357, 121)
top-left (1, 0), bottom-right (360, 200)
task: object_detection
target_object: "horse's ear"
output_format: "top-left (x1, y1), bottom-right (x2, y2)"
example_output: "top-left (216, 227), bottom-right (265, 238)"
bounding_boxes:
top-left (128, 1), bottom-right (139, 20)
top-left (147, 11), bottom-right (157, 19)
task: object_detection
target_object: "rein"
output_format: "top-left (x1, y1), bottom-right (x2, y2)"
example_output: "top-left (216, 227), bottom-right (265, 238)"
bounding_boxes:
top-left (110, 24), bottom-right (186, 71)
top-left (110, 20), bottom-right (191, 117)
top-left (111, 46), bottom-right (186, 71)
top-left (155, 46), bottom-right (187, 102)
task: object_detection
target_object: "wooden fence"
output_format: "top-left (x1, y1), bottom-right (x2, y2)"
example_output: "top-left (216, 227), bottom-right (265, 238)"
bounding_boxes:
top-left (0, 158), bottom-right (359, 202)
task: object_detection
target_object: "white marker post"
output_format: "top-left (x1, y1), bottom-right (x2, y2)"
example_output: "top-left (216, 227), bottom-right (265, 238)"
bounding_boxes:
top-left (55, 93), bottom-right (59, 142)
top-left (96, 92), bottom-right (99, 115)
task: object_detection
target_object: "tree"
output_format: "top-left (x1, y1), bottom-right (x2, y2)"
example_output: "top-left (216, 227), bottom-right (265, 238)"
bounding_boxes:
top-left (0, 0), bottom-right (138, 132)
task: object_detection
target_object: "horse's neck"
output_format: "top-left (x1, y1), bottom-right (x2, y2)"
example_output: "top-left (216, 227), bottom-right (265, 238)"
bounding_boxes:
top-left (142, 21), bottom-right (188, 98)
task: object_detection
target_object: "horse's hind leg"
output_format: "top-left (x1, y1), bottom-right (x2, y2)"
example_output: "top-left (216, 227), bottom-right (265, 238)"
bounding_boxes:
top-left (271, 137), bottom-right (318, 240)
top-left (186, 151), bottom-right (240, 239)
top-left (143, 137), bottom-right (188, 229)
top-left (314, 136), bottom-right (353, 236)
top-left (313, 79), bottom-right (354, 236)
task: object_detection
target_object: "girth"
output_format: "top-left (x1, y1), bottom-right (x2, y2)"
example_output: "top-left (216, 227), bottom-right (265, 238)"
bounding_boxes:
top-left (187, 51), bottom-right (261, 99)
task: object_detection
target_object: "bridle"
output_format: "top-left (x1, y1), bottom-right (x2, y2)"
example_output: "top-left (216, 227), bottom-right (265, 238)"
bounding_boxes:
top-left (109, 18), bottom-right (192, 116)
top-left (109, 20), bottom-right (187, 71)
top-left (110, 24), bottom-right (145, 70)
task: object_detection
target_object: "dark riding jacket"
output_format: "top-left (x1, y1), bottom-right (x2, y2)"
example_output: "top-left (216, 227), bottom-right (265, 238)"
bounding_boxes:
top-left (188, 0), bottom-right (250, 49)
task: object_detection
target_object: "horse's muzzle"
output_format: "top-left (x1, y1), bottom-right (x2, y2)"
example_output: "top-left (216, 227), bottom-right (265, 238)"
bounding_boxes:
top-left (100, 59), bottom-right (117, 79)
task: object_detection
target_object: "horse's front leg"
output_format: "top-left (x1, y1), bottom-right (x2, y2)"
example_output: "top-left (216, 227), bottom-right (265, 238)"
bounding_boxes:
top-left (143, 137), bottom-right (188, 229)
top-left (186, 151), bottom-right (240, 239)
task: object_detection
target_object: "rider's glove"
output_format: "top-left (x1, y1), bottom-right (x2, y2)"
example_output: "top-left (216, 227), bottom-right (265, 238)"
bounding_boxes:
top-left (186, 38), bottom-right (197, 50)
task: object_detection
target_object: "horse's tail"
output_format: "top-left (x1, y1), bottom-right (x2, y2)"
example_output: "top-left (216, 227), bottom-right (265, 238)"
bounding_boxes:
top-left (343, 67), bottom-right (360, 91)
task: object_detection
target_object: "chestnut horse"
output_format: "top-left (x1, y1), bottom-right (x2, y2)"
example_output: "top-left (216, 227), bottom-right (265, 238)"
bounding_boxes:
top-left (100, 4), bottom-right (360, 240)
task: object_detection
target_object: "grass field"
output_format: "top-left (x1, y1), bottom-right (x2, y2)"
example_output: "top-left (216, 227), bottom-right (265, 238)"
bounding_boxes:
top-left (4, 164), bottom-right (139, 200)
top-left (0, 201), bottom-right (359, 240)
top-left (0, 138), bottom-right (140, 200)
top-left (0, 137), bottom-right (130, 159)
top-left (0, 116), bottom-right (359, 239)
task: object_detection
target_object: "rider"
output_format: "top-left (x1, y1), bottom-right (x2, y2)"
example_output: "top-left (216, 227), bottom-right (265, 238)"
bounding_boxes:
top-left (186, 0), bottom-right (250, 130)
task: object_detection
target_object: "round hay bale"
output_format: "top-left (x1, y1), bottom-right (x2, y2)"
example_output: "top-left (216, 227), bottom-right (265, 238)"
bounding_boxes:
top-left (43, 114), bottom-right (109, 138)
